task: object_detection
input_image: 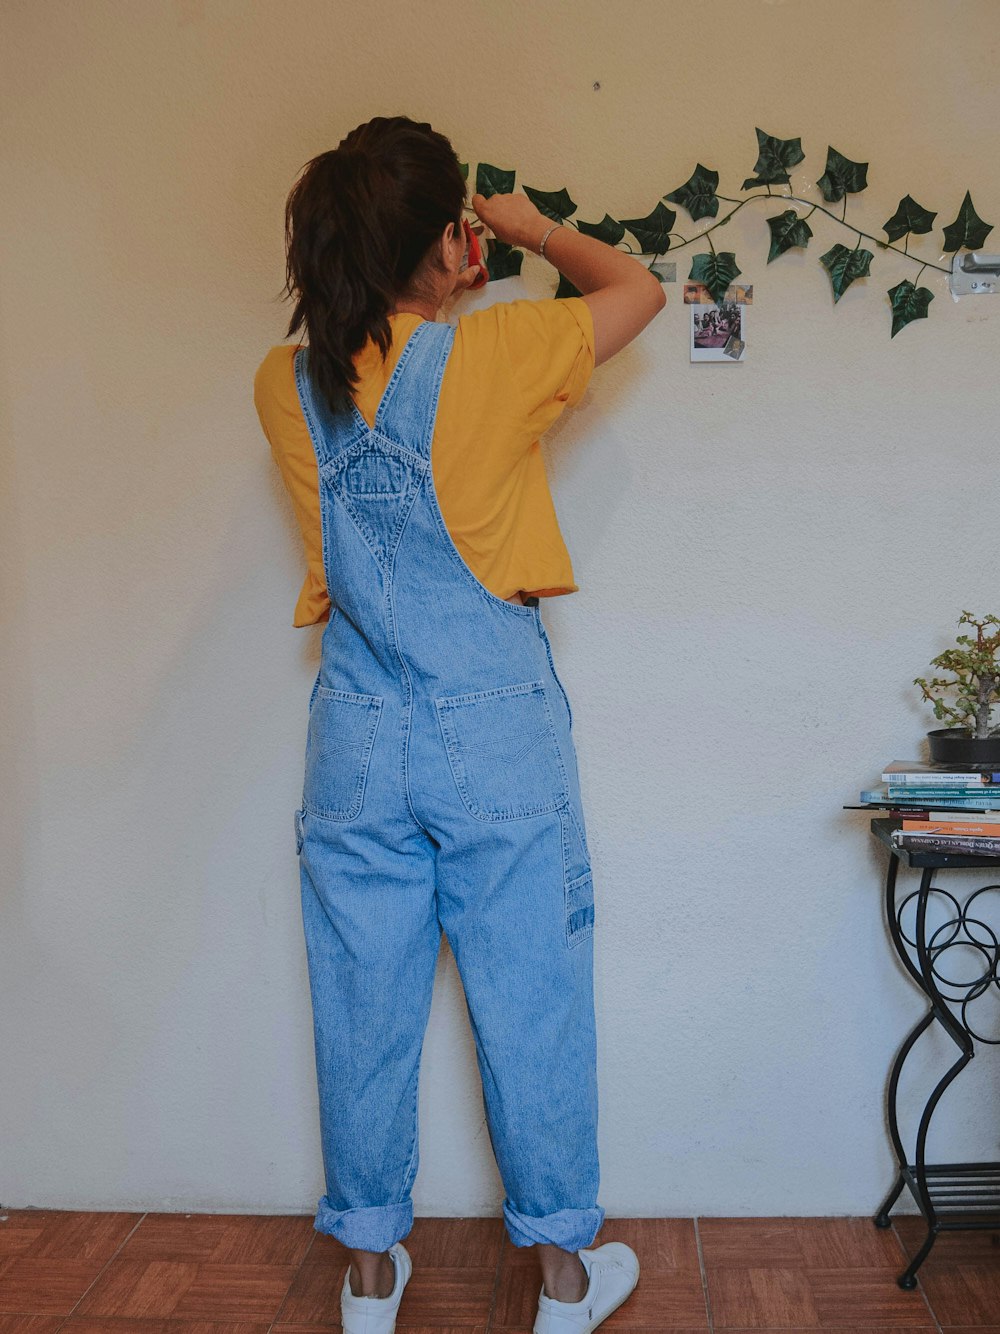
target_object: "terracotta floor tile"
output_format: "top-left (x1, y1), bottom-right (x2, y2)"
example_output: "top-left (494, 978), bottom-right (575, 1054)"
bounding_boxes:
top-left (598, 1269), bottom-right (708, 1329)
top-left (0, 1212), bottom-right (142, 1263)
top-left (0, 1258), bottom-right (107, 1316)
top-left (120, 1213), bottom-right (315, 1266)
top-left (894, 1214), bottom-right (1000, 1265)
top-left (306, 1218), bottom-right (505, 1271)
top-left (390, 1266), bottom-right (497, 1327)
top-left (0, 1317), bottom-right (65, 1332)
top-left (61, 1322), bottom-right (270, 1332)
top-left (807, 1268), bottom-right (937, 1326)
top-left (277, 1255), bottom-right (495, 1329)
top-left (71, 1257), bottom-right (296, 1321)
top-left (489, 1255), bottom-right (541, 1328)
top-left (266, 1255), bottom-right (343, 1329)
top-left (497, 1218), bottom-right (697, 1273)
top-left (705, 1263), bottom-right (938, 1328)
top-left (697, 1218), bottom-right (907, 1271)
top-left (1, 1211), bottom-right (992, 1330)
top-left (891, 1217), bottom-right (1000, 1325)
top-left (598, 1219), bottom-right (701, 1272)
top-left (492, 1263), bottom-right (705, 1330)
top-left (271, 1328), bottom-right (488, 1334)
top-left (906, 1265), bottom-right (1000, 1327)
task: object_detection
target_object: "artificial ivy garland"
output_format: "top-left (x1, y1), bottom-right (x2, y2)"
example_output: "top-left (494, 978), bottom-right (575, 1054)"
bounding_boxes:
top-left (460, 127), bottom-right (994, 338)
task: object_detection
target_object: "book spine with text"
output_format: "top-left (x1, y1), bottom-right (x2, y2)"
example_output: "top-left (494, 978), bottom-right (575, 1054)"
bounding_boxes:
top-left (889, 830), bottom-right (1000, 855)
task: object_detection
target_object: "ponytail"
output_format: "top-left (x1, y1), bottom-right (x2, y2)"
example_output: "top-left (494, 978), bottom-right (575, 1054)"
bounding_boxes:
top-left (281, 116), bottom-right (467, 419)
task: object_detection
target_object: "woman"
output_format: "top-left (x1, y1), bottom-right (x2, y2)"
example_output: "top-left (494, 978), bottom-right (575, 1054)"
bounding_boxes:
top-left (253, 115), bottom-right (664, 1334)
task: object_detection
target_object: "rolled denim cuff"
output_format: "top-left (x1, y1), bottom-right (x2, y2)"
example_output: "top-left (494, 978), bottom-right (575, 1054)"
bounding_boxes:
top-left (502, 1198), bottom-right (605, 1251)
top-left (314, 1195), bottom-right (413, 1251)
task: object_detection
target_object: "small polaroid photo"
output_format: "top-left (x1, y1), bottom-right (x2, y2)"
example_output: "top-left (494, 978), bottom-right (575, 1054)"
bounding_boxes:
top-left (684, 281), bottom-right (753, 305)
top-left (689, 281), bottom-right (750, 362)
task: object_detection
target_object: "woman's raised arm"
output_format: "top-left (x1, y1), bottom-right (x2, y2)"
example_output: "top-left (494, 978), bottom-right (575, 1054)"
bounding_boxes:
top-left (471, 191), bottom-right (666, 367)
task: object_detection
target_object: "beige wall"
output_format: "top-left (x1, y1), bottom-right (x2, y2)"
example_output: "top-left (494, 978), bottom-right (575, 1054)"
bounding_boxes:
top-left (3, 0), bottom-right (999, 1217)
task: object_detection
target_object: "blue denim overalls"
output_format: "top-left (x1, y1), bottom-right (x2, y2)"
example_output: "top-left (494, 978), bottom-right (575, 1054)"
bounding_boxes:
top-left (292, 317), bottom-right (603, 1255)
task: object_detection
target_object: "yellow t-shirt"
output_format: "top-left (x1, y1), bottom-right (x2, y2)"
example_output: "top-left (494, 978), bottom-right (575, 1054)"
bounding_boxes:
top-left (254, 296), bottom-right (595, 627)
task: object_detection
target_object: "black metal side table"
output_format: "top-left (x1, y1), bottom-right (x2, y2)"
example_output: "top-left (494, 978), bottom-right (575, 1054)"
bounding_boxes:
top-left (870, 816), bottom-right (1000, 1288)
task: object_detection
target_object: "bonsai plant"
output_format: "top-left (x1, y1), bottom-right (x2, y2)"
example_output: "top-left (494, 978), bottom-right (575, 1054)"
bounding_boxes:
top-left (914, 611), bottom-right (1000, 766)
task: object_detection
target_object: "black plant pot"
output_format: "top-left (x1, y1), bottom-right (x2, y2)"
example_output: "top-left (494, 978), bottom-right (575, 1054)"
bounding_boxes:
top-left (927, 727), bottom-right (1000, 769)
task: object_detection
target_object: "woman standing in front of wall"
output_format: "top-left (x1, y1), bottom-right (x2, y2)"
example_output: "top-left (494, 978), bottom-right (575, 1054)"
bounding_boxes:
top-left (253, 115), bottom-right (664, 1334)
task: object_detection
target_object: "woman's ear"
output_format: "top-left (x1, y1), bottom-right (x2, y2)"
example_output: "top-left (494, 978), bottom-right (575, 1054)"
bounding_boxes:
top-left (439, 220), bottom-right (461, 273)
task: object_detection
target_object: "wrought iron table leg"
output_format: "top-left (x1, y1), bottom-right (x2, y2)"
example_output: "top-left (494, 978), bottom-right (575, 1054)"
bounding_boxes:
top-left (874, 848), bottom-right (988, 1289)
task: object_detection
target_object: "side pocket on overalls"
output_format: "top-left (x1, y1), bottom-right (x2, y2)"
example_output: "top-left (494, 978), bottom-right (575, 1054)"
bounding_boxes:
top-left (294, 806), bottom-right (305, 856)
top-left (560, 801), bottom-right (594, 948)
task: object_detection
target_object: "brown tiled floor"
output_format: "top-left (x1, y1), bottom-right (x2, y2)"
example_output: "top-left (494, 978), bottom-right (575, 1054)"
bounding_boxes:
top-left (0, 1211), bottom-right (997, 1331)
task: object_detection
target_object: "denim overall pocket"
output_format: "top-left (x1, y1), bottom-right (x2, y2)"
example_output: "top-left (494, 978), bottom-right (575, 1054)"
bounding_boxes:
top-left (560, 800), bottom-right (594, 947)
top-left (304, 686), bottom-right (383, 821)
top-left (565, 870), bottom-right (595, 946)
top-left (435, 679), bottom-right (569, 821)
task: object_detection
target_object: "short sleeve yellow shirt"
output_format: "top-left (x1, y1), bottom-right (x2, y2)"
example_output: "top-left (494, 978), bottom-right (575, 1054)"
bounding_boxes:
top-left (254, 296), bottom-right (595, 627)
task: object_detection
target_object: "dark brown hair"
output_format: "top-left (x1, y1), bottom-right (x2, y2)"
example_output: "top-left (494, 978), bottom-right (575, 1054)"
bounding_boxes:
top-left (281, 116), bottom-right (467, 419)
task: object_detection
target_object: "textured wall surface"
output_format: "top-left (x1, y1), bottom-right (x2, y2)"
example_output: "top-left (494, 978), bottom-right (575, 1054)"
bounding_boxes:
top-left (2, 0), bottom-right (999, 1218)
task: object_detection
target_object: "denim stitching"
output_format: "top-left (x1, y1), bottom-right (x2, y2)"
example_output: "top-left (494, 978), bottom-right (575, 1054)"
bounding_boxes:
top-left (537, 619), bottom-right (573, 729)
top-left (385, 498), bottom-right (431, 836)
top-left (397, 1045), bottom-right (423, 1202)
top-left (435, 683), bottom-right (569, 822)
top-left (418, 324), bottom-right (536, 620)
top-left (304, 696), bottom-right (383, 822)
top-left (424, 463), bottom-right (537, 618)
top-left (561, 803), bottom-right (594, 948)
top-left (321, 470), bottom-right (422, 577)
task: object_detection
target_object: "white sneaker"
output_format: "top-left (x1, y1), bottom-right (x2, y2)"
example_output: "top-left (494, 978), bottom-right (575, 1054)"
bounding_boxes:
top-left (340, 1240), bottom-right (412, 1334)
top-left (534, 1241), bottom-right (639, 1334)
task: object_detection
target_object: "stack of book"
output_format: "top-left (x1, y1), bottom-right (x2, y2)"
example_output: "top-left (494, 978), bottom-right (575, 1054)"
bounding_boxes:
top-left (847, 760), bottom-right (1000, 855)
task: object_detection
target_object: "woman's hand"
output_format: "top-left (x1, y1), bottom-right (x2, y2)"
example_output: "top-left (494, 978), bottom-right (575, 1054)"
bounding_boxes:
top-left (452, 261), bottom-right (483, 294)
top-left (470, 191), bottom-right (548, 252)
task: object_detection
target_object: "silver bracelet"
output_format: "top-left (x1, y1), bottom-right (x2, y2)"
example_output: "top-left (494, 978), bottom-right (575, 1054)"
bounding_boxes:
top-left (538, 223), bottom-right (561, 259)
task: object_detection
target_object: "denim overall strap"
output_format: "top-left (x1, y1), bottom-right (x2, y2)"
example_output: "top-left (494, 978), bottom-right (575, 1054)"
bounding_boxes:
top-left (372, 319), bottom-right (455, 463)
top-left (292, 320), bottom-right (450, 470)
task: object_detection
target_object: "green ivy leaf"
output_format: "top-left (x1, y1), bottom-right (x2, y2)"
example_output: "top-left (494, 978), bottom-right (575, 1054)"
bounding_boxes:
top-left (555, 272), bottom-right (583, 299)
top-left (816, 147), bottom-right (868, 202)
top-left (888, 278), bottom-right (934, 337)
top-left (476, 163), bottom-right (515, 198)
top-left (883, 195), bottom-right (936, 243)
top-left (458, 161), bottom-right (469, 181)
top-left (689, 251), bottom-right (741, 306)
top-left (620, 201), bottom-right (676, 254)
top-left (819, 243), bottom-right (873, 302)
top-left (576, 213), bottom-right (626, 246)
top-left (487, 239), bottom-right (524, 282)
top-left (742, 127), bottom-right (805, 189)
top-left (941, 190), bottom-right (994, 252)
top-left (522, 185), bottom-right (577, 222)
top-left (766, 209), bottom-right (813, 262)
top-left (664, 164), bottom-right (720, 221)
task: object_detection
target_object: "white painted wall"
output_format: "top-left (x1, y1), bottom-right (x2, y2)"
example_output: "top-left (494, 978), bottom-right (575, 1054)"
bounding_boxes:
top-left (3, 0), bottom-right (999, 1218)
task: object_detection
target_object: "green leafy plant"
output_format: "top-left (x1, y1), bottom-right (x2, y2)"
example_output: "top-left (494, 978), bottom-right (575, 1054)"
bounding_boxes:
top-left (914, 612), bottom-right (1000, 739)
top-left (459, 127), bottom-right (993, 337)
